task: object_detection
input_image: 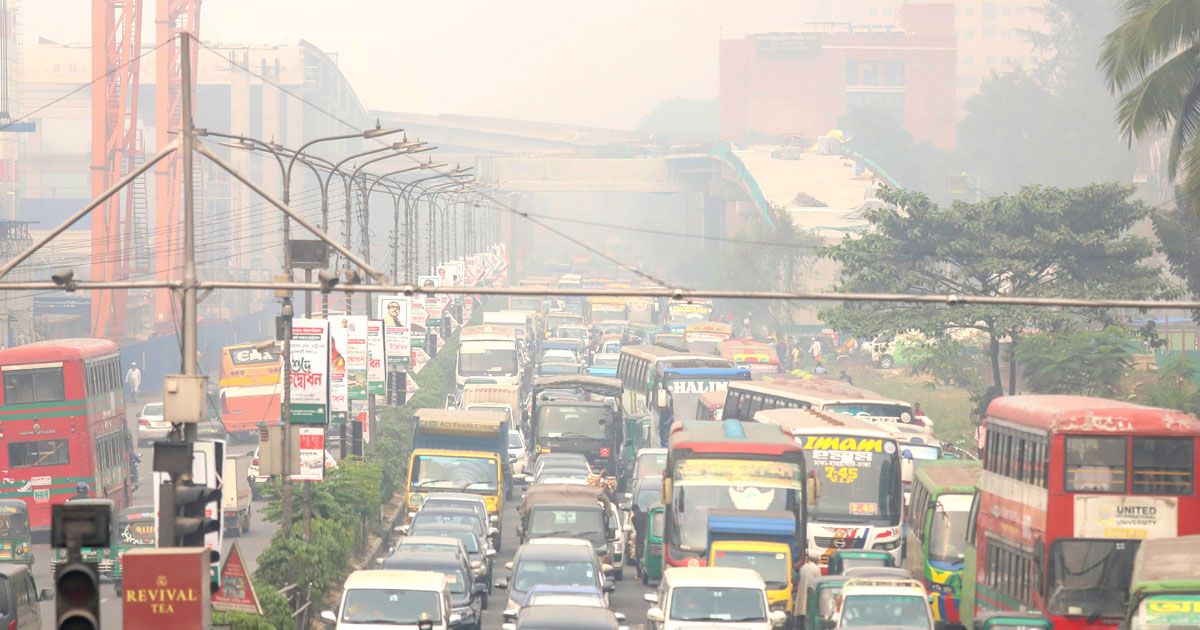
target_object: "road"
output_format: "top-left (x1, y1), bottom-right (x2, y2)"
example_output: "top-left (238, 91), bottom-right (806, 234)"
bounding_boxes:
top-left (478, 483), bottom-right (653, 630)
top-left (31, 397), bottom-right (278, 629)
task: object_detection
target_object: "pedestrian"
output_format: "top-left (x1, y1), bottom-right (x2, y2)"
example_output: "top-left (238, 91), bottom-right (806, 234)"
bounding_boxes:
top-left (790, 344), bottom-right (801, 372)
top-left (809, 337), bottom-right (823, 367)
top-left (124, 362), bottom-right (142, 403)
top-left (838, 370), bottom-right (854, 385)
top-left (776, 336), bottom-right (790, 370)
top-left (69, 482), bottom-right (90, 501)
top-left (973, 411), bottom-right (987, 459)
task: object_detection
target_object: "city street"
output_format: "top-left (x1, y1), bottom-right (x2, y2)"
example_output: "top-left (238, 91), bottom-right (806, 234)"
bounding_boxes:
top-left (30, 398), bottom-right (277, 629)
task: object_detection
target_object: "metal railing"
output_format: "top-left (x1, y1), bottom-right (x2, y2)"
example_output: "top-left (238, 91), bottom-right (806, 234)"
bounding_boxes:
top-left (279, 582), bottom-right (314, 629)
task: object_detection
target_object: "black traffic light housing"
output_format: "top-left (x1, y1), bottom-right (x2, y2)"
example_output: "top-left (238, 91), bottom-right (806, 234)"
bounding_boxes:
top-left (56, 560), bottom-right (99, 630)
top-left (158, 480), bottom-right (222, 548)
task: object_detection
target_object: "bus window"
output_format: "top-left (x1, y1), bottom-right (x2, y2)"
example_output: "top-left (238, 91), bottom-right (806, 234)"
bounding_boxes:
top-left (1065, 436), bottom-right (1126, 493)
top-left (2, 367), bottom-right (65, 404)
top-left (1132, 437), bottom-right (1194, 495)
top-left (8, 439), bottom-right (70, 467)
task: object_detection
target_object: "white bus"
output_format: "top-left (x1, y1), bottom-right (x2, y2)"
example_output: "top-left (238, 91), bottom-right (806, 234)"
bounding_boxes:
top-left (722, 379), bottom-right (925, 432)
top-left (754, 407), bottom-right (903, 615)
top-left (455, 325), bottom-right (521, 392)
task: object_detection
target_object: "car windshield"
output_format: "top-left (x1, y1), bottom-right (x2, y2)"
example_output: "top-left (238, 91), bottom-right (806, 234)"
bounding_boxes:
top-left (635, 484), bottom-right (662, 510)
top-left (528, 507), bottom-right (604, 539)
top-left (411, 455), bottom-right (498, 492)
top-left (537, 405), bottom-right (608, 440)
top-left (636, 453), bottom-right (667, 477)
top-left (668, 586), bottom-right (767, 622)
top-left (340, 588), bottom-right (441, 624)
top-left (1047, 539), bottom-right (1140, 620)
top-left (526, 593), bottom-right (604, 607)
top-left (711, 549), bottom-right (789, 590)
top-left (142, 403), bottom-right (163, 416)
top-left (398, 543), bottom-right (458, 556)
top-left (539, 363), bottom-right (581, 375)
top-left (592, 356), bottom-right (618, 368)
top-left (508, 432), bottom-right (525, 449)
top-left (928, 495), bottom-right (972, 564)
top-left (536, 469), bottom-right (590, 482)
top-left (513, 560), bottom-right (599, 592)
top-left (459, 345), bottom-right (519, 377)
top-left (801, 436), bottom-right (902, 526)
top-left (412, 512), bottom-right (483, 535)
top-left (838, 594), bottom-right (931, 628)
top-left (412, 528), bottom-right (480, 553)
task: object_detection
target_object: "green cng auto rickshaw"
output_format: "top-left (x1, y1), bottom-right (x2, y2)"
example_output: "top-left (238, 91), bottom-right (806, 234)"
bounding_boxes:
top-left (620, 416), bottom-right (652, 488)
top-left (827, 549), bottom-right (895, 575)
top-left (803, 575), bottom-right (847, 630)
top-left (639, 503), bottom-right (665, 585)
top-left (0, 500), bottom-right (32, 566)
top-left (973, 612), bottom-right (1053, 630)
top-left (111, 505), bottom-right (156, 595)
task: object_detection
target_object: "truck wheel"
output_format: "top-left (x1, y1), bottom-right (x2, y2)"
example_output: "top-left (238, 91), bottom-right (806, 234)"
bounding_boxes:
top-left (880, 355), bottom-right (895, 369)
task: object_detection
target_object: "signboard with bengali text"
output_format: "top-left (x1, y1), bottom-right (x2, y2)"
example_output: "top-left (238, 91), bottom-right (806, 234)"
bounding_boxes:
top-left (367, 320), bottom-right (386, 395)
top-left (289, 319), bottom-right (329, 424)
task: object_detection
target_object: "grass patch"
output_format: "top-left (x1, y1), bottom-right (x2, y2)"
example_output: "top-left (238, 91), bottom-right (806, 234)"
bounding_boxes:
top-left (847, 366), bottom-right (975, 449)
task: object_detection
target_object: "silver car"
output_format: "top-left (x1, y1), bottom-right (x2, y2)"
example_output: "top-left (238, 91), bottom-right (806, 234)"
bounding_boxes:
top-left (136, 402), bottom-right (170, 445)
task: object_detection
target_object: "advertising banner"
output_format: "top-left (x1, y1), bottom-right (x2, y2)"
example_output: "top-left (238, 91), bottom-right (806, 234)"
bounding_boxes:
top-left (1074, 496), bottom-right (1179, 539)
top-left (329, 316), bottom-right (349, 422)
top-left (367, 320), bottom-right (386, 395)
top-left (345, 315), bottom-right (369, 400)
top-left (122, 548), bottom-right (210, 629)
top-left (352, 399), bottom-right (370, 445)
top-left (289, 319), bottom-right (329, 424)
top-left (377, 295), bottom-right (411, 367)
top-left (292, 427), bottom-right (325, 482)
top-left (212, 542), bottom-right (262, 614)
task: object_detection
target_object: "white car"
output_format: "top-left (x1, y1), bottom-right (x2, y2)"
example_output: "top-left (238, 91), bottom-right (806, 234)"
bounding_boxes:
top-left (645, 567), bottom-right (786, 630)
top-left (135, 402), bottom-right (170, 446)
top-left (321, 569), bottom-right (460, 630)
top-left (507, 429), bottom-right (529, 477)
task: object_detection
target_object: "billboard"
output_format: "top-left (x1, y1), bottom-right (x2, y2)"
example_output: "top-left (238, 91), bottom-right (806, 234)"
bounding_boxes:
top-left (288, 318), bottom-right (328, 425)
top-left (367, 320), bottom-right (386, 395)
top-left (377, 295), bottom-right (412, 367)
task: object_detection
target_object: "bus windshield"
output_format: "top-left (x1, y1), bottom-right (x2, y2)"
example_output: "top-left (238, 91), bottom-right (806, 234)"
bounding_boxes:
top-left (824, 403), bottom-right (913, 421)
top-left (928, 494), bottom-right (972, 563)
top-left (801, 435), bottom-right (902, 526)
top-left (410, 455), bottom-right (498, 492)
top-left (1047, 539), bottom-right (1140, 621)
top-left (671, 458), bottom-right (802, 552)
top-left (712, 549), bottom-right (789, 590)
top-left (458, 343), bottom-right (518, 377)
top-left (537, 405), bottom-right (609, 440)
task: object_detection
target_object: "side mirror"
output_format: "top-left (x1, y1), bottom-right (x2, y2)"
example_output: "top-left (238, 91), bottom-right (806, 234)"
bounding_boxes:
top-left (38, 588), bottom-right (53, 602)
top-left (503, 609), bottom-right (519, 622)
top-left (602, 581), bottom-right (616, 593)
top-left (770, 610), bottom-right (788, 627)
top-left (643, 592), bottom-right (659, 604)
top-left (486, 549), bottom-right (498, 558)
top-left (488, 527), bottom-right (500, 537)
top-left (614, 612), bottom-right (627, 622)
top-left (494, 579), bottom-right (509, 589)
top-left (821, 619), bottom-right (837, 630)
top-left (448, 612), bottom-right (462, 628)
top-left (646, 607), bottom-right (665, 623)
top-left (320, 610), bottom-right (337, 624)
top-left (601, 563), bottom-right (614, 574)
top-left (396, 524), bottom-right (410, 535)
top-left (504, 561), bottom-right (514, 571)
top-left (490, 514), bottom-right (499, 524)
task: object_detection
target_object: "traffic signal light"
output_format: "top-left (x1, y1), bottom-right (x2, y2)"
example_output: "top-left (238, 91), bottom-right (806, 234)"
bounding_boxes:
top-left (158, 480), bottom-right (222, 547)
top-left (55, 560), bottom-right (99, 630)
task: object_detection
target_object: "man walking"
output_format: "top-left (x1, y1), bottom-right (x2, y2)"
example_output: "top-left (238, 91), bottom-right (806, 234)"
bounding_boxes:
top-left (125, 362), bottom-right (142, 402)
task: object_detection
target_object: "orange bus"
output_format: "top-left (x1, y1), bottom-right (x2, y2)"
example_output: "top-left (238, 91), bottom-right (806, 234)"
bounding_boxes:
top-left (218, 341), bottom-right (282, 441)
top-left (683, 322), bottom-right (733, 355)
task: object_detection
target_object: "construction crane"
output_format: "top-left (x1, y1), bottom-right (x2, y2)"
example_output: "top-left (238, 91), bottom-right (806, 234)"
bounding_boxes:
top-left (153, 0), bottom-right (202, 333)
top-left (89, 0), bottom-right (144, 338)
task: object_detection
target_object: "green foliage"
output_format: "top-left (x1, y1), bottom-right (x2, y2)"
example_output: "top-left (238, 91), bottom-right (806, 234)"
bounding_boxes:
top-left (821, 184), bottom-right (1166, 394)
top-left (1152, 203), bottom-right (1200, 322)
top-left (1016, 327), bottom-right (1136, 396)
top-left (899, 336), bottom-right (986, 393)
top-left (636, 98), bottom-right (719, 140)
top-left (715, 206), bottom-right (821, 331)
top-left (1140, 356), bottom-right (1200, 415)
top-left (1102, 0), bottom-right (1200, 211)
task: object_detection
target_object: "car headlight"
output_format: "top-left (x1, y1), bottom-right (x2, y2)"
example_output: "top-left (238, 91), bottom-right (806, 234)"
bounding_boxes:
top-left (874, 539), bottom-right (900, 551)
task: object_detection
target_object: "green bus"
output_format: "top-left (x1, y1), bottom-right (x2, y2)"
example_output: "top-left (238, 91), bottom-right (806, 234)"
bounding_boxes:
top-left (1124, 534), bottom-right (1200, 629)
top-left (903, 459), bottom-right (981, 627)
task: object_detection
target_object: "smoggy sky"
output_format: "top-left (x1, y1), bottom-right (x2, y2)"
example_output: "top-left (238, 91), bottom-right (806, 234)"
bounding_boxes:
top-left (22, 0), bottom-right (850, 128)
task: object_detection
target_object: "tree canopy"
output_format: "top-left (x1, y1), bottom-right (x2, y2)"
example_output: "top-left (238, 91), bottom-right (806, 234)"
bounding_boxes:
top-left (821, 183), bottom-right (1166, 395)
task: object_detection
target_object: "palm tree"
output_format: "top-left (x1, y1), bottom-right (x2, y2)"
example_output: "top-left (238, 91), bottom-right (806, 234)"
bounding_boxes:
top-left (1101, 0), bottom-right (1200, 208)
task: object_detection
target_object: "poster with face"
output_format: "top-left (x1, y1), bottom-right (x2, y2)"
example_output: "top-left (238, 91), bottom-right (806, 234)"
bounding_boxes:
top-left (376, 295), bottom-right (411, 367)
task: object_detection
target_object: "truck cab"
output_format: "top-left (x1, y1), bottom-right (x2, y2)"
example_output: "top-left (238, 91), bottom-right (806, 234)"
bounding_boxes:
top-left (705, 510), bottom-right (798, 625)
top-left (408, 409), bottom-right (511, 521)
top-left (531, 376), bottom-right (624, 481)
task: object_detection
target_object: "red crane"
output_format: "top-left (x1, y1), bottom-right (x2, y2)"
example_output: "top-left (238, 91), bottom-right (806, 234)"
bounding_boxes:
top-left (89, 0), bottom-right (144, 338)
top-left (153, 0), bottom-right (202, 333)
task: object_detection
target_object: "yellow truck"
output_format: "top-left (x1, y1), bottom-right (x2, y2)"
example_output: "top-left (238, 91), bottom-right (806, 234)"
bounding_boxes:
top-left (407, 409), bottom-right (510, 518)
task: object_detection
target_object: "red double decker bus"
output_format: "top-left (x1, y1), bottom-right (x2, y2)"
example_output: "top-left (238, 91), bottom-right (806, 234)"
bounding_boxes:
top-left (962, 395), bottom-right (1200, 630)
top-left (0, 339), bottom-right (132, 532)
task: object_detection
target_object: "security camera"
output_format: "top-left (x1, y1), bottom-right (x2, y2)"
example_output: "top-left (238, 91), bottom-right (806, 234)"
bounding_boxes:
top-left (51, 268), bottom-right (74, 287)
top-left (317, 269), bottom-right (339, 294)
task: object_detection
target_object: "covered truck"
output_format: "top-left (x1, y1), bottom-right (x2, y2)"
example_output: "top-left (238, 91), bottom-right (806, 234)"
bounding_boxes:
top-left (407, 409), bottom-right (512, 520)
top-left (222, 453), bottom-right (253, 536)
top-left (517, 483), bottom-right (618, 572)
top-left (530, 375), bottom-right (624, 482)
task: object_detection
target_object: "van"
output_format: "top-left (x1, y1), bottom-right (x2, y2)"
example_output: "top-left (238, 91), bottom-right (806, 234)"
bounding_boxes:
top-left (321, 569), bottom-right (461, 629)
top-left (644, 567), bottom-right (786, 630)
top-left (0, 564), bottom-right (52, 630)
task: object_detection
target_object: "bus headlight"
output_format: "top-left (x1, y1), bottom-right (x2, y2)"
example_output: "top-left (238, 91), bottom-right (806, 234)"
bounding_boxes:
top-left (873, 539), bottom-right (900, 551)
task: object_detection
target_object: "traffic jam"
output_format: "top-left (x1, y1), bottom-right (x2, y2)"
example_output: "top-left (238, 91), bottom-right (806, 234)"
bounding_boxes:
top-left (322, 272), bottom-right (1199, 630)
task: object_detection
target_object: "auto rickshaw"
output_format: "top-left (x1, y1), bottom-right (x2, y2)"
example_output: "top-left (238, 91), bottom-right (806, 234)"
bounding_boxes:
top-left (639, 503), bottom-right (665, 585)
top-left (620, 416), bottom-right (652, 489)
top-left (802, 575), bottom-right (847, 630)
top-left (0, 500), bottom-right (32, 566)
top-left (111, 505), bottom-right (156, 596)
top-left (973, 611), bottom-right (1054, 630)
top-left (828, 549), bottom-right (895, 575)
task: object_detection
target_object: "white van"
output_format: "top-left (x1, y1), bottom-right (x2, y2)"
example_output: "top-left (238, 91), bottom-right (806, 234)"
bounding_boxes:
top-left (644, 567), bottom-right (786, 630)
top-left (321, 569), bottom-right (461, 629)
top-left (834, 577), bottom-right (934, 630)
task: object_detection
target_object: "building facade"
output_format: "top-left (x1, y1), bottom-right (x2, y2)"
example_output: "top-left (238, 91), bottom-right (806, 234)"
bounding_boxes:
top-left (720, 3), bottom-right (957, 149)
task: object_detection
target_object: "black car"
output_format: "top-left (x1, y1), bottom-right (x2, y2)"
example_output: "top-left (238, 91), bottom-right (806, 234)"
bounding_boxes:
top-left (380, 551), bottom-right (486, 629)
top-left (507, 605), bottom-right (625, 630)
